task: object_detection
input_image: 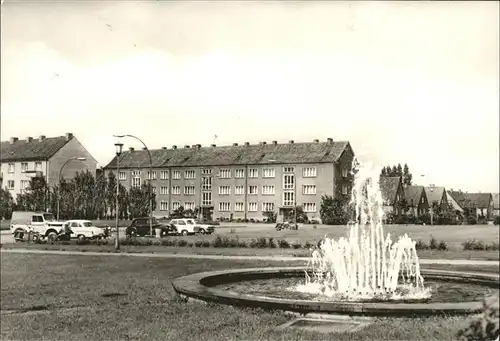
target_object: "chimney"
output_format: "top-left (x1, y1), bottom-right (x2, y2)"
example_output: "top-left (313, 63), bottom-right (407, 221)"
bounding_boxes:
top-left (196, 144), bottom-right (201, 149)
top-left (244, 142), bottom-right (250, 146)
top-left (9, 137), bottom-right (18, 144)
top-left (184, 145), bottom-right (190, 148)
top-left (26, 137), bottom-right (33, 143)
top-left (313, 139), bottom-right (319, 143)
top-left (272, 141), bottom-right (277, 145)
top-left (233, 143), bottom-right (238, 146)
top-left (38, 135), bottom-right (46, 142)
top-left (289, 140), bottom-right (294, 144)
top-left (161, 147), bottom-right (167, 150)
top-left (327, 138), bottom-right (333, 144)
top-left (211, 144), bottom-right (216, 147)
top-left (129, 147), bottom-right (135, 152)
top-left (65, 132), bottom-right (73, 141)
top-left (172, 145), bottom-right (177, 150)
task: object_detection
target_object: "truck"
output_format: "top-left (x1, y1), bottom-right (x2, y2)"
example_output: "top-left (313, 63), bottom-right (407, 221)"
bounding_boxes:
top-left (10, 211), bottom-right (66, 242)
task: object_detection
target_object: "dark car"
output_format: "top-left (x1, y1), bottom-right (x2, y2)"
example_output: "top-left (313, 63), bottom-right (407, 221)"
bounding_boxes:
top-left (125, 217), bottom-right (176, 237)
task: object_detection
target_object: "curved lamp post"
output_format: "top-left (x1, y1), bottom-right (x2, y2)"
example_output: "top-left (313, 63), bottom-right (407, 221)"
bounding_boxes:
top-left (57, 157), bottom-right (87, 221)
top-left (113, 134), bottom-right (154, 237)
top-left (114, 142), bottom-right (123, 251)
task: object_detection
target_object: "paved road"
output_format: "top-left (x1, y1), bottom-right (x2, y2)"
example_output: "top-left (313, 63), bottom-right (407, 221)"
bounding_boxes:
top-left (1, 248), bottom-right (498, 266)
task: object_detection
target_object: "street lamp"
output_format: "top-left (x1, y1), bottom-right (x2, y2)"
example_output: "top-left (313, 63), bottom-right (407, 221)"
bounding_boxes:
top-left (114, 134), bottom-right (154, 237)
top-left (57, 157), bottom-right (86, 221)
top-left (114, 142), bottom-right (123, 251)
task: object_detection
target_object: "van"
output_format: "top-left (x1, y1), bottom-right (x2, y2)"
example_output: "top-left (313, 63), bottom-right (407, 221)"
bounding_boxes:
top-left (11, 211), bottom-right (65, 241)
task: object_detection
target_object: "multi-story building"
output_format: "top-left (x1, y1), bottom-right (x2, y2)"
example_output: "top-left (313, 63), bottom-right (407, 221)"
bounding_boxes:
top-left (1, 133), bottom-right (97, 198)
top-left (103, 138), bottom-right (355, 222)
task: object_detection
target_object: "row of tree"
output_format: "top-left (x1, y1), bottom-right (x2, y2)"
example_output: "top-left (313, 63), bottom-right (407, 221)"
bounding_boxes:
top-left (380, 163), bottom-right (413, 186)
top-left (0, 171), bottom-right (156, 220)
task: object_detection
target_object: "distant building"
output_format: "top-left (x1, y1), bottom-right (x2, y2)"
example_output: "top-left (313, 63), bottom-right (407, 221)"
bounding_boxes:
top-left (0, 133), bottom-right (97, 199)
top-left (379, 176), bottom-right (405, 216)
top-left (104, 138), bottom-right (355, 222)
top-left (404, 185), bottom-right (428, 217)
top-left (446, 190), bottom-right (464, 214)
top-left (424, 185), bottom-right (449, 211)
top-left (448, 191), bottom-right (494, 219)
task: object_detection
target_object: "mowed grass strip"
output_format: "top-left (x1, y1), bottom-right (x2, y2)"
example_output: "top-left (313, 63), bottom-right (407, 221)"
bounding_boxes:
top-left (1, 253), bottom-right (496, 341)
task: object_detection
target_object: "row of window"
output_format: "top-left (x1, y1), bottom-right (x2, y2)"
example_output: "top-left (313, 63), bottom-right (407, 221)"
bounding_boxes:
top-left (118, 166), bottom-right (318, 181)
top-left (158, 201), bottom-right (318, 213)
top-left (154, 184), bottom-right (318, 196)
top-left (7, 162), bottom-right (43, 173)
top-left (5, 180), bottom-right (30, 190)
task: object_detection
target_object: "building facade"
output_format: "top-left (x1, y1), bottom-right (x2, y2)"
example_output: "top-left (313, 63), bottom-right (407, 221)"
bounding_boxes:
top-left (379, 176), bottom-right (405, 216)
top-left (104, 138), bottom-right (355, 222)
top-left (1, 133), bottom-right (97, 199)
top-left (404, 185), bottom-right (429, 217)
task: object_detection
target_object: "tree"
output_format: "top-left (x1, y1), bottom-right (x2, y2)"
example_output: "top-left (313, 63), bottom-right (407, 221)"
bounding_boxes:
top-left (320, 195), bottom-right (349, 225)
top-left (128, 183), bottom-right (154, 219)
top-left (396, 163), bottom-right (403, 177)
top-left (403, 163), bottom-right (412, 186)
top-left (0, 187), bottom-right (15, 219)
top-left (286, 206), bottom-right (308, 223)
top-left (15, 176), bottom-right (49, 212)
top-left (105, 172), bottom-right (117, 218)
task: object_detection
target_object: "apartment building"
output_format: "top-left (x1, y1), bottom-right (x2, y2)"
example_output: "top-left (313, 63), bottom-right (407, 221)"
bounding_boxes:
top-left (103, 138), bottom-right (355, 222)
top-left (1, 133), bottom-right (97, 198)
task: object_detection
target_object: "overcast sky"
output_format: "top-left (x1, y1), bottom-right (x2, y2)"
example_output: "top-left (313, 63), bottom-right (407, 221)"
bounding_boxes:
top-left (1, 1), bottom-right (498, 192)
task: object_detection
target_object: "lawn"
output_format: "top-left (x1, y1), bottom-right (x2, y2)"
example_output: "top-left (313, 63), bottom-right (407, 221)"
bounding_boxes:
top-left (1, 253), bottom-right (497, 341)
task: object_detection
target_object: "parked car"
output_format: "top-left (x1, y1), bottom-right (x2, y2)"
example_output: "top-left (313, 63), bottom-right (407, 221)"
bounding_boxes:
top-left (169, 218), bottom-right (215, 235)
top-left (125, 217), bottom-right (175, 237)
top-left (62, 220), bottom-right (105, 240)
top-left (10, 211), bottom-right (65, 242)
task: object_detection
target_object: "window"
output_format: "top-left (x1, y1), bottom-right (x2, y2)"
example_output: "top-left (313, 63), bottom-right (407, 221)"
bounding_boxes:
top-left (219, 202), bottom-right (231, 212)
top-left (248, 202), bottom-right (258, 212)
top-left (262, 185), bottom-right (275, 195)
top-left (421, 196), bottom-right (424, 204)
top-left (160, 186), bottom-right (169, 195)
top-left (184, 170), bottom-right (196, 179)
top-left (202, 176), bottom-right (212, 191)
top-left (202, 192), bottom-right (212, 206)
top-left (283, 174), bottom-right (295, 189)
top-left (235, 169), bottom-right (245, 178)
top-left (21, 163), bottom-right (28, 173)
top-left (20, 180), bottom-right (29, 191)
top-left (172, 170), bottom-right (181, 179)
top-left (262, 202), bottom-right (275, 212)
top-left (342, 184), bottom-right (349, 195)
top-left (248, 168), bottom-right (258, 178)
top-left (284, 167), bottom-right (295, 173)
top-left (303, 167), bottom-right (317, 178)
top-left (262, 168), bottom-right (275, 178)
top-left (118, 171), bottom-right (126, 180)
top-left (172, 186), bottom-right (181, 195)
top-left (8, 163), bottom-right (14, 173)
top-left (184, 186), bottom-right (195, 195)
top-left (172, 202), bottom-right (181, 210)
top-left (7, 180), bottom-right (14, 190)
top-left (202, 168), bottom-right (212, 175)
top-left (219, 169), bottom-right (231, 179)
top-left (218, 186), bottom-right (231, 195)
top-left (303, 185), bottom-right (316, 195)
top-left (235, 185), bottom-right (244, 195)
top-left (341, 168), bottom-right (349, 178)
top-left (160, 171), bottom-right (169, 180)
top-left (147, 171), bottom-right (157, 180)
top-left (248, 185), bottom-right (258, 195)
top-left (132, 170), bottom-right (141, 188)
top-left (35, 162), bottom-right (42, 172)
top-left (235, 202), bottom-right (244, 212)
top-left (303, 203), bottom-right (317, 213)
top-left (184, 202), bottom-right (195, 210)
top-left (283, 191), bottom-right (294, 206)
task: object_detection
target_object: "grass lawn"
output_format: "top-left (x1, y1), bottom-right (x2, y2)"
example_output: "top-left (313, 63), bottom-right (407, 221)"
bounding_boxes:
top-left (1, 253), bottom-right (498, 341)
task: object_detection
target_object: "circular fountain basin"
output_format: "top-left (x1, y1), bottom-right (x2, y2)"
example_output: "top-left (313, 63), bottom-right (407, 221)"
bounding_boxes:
top-left (172, 267), bottom-right (499, 317)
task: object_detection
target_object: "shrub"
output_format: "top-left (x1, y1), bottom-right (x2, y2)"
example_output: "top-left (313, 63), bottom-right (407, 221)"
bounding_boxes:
top-left (202, 240), bottom-right (210, 248)
top-left (429, 236), bottom-right (438, 250)
top-left (212, 236), bottom-right (224, 248)
top-left (462, 239), bottom-right (486, 251)
top-left (486, 242), bottom-right (500, 251)
top-left (194, 240), bottom-right (203, 247)
top-left (268, 237), bottom-right (276, 248)
top-left (456, 295), bottom-right (499, 341)
top-left (467, 215), bottom-right (477, 225)
top-left (237, 240), bottom-right (248, 248)
top-left (437, 241), bottom-right (448, 251)
top-left (415, 239), bottom-right (428, 250)
top-left (292, 242), bottom-right (302, 249)
top-left (254, 237), bottom-right (268, 248)
top-left (161, 239), bottom-right (175, 247)
top-left (394, 215), bottom-right (408, 225)
top-left (177, 239), bottom-right (188, 247)
top-left (278, 240), bottom-right (290, 248)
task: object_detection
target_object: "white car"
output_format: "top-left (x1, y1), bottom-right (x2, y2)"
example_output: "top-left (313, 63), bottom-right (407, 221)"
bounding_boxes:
top-left (63, 220), bottom-right (104, 240)
top-left (169, 218), bottom-right (215, 236)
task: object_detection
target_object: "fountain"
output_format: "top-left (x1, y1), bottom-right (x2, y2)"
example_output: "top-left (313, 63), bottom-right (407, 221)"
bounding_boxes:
top-left (172, 160), bottom-right (499, 318)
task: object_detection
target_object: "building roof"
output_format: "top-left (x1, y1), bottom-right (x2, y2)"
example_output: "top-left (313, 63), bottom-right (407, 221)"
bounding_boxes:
top-left (379, 176), bottom-right (402, 206)
top-left (424, 186), bottom-right (446, 205)
top-left (446, 191), bottom-right (464, 212)
top-left (493, 193), bottom-right (500, 210)
top-left (405, 185), bottom-right (425, 206)
top-left (1, 135), bottom-right (72, 162)
top-left (104, 140), bottom-right (352, 169)
top-left (448, 191), bottom-right (492, 209)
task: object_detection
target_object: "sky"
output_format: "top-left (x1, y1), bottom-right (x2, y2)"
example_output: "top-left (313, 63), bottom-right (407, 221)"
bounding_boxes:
top-left (1, 1), bottom-right (498, 193)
